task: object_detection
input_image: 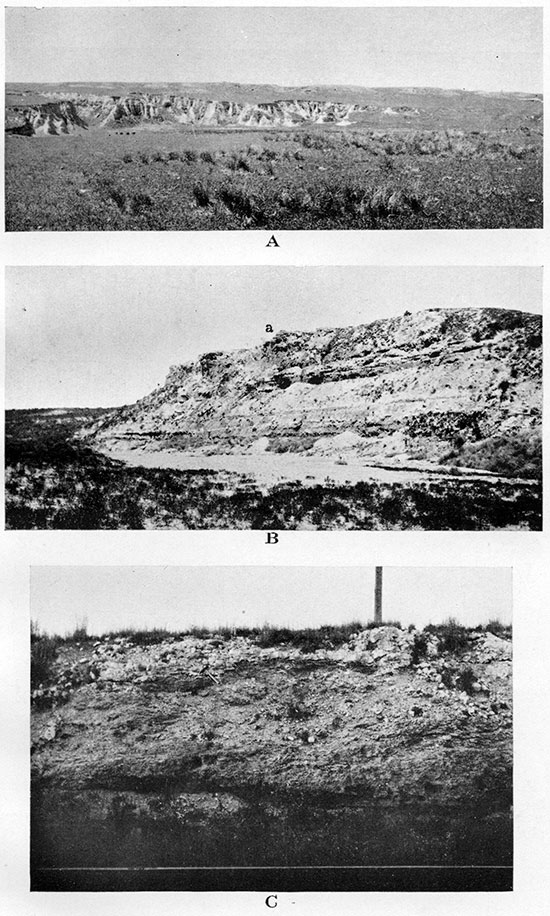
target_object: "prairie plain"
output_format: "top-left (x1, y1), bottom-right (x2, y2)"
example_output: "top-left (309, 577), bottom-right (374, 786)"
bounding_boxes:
top-left (5, 83), bottom-right (543, 230)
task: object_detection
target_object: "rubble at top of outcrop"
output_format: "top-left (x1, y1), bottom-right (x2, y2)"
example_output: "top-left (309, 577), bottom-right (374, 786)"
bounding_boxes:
top-left (32, 624), bottom-right (511, 713)
top-left (31, 623), bottom-right (512, 811)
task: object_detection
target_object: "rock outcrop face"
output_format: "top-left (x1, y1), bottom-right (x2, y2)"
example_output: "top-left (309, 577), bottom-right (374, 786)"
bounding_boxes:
top-left (31, 626), bottom-right (512, 869)
top-left (6, 100), bottom-right (89, 135)
top-left (7, 95), bottom-right (376, 135)
top-left (83, 308), bottom-right (542, 471)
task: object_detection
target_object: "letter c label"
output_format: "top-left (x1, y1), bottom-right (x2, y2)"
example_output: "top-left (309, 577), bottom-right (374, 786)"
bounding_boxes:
top-left (266, 895), bottom-right (278, 908)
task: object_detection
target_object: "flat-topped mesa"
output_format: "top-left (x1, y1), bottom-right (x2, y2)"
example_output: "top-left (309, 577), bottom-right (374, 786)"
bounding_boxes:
top-left (81, 307), bottom-right (542, 470)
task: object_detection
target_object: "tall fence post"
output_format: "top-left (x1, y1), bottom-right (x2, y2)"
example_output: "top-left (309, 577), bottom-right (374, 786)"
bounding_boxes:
top-left (374, 567), bottom-right (383, 624)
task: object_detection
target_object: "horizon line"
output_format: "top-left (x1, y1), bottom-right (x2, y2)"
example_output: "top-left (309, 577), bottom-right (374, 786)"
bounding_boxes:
top-left (6, 82), bottom-right (543, 96)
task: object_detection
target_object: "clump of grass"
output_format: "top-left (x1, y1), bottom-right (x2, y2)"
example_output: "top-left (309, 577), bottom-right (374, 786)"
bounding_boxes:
top-left (255, 621), bottom-right (362, 653)
top-left (200, 150), bottom-right (216, 164)
top-left (218, 184), bottom-right (262, 222)
top-left (183, 149), bottom-right (198, 163)
top-left (227, 153), bottom-right (252, 172)
top-left (122, 152), bottom-right (133, 163)
top-left (108, 187), bottom-right (127, 211)
top-left (193, 181), bottom-right (210, 207)
top-left (119, 627), bottom-right (171, 646)
top-left (485, 619), bottom-right (509, 637)
top-left (131, 192), bottom-right (153, 215)
top-left (31, 621), bottom-right (59, 689)
top-left (71, 617), bottom-right (88, 642)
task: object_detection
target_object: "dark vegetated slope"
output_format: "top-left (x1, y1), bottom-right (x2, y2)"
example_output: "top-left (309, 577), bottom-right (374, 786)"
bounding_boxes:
top-left (5, 431), bottom-right (542, 530)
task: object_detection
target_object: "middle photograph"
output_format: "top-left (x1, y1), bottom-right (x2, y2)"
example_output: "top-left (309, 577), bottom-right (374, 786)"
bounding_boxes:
top-left (5, 265), bottom-right (542, 531)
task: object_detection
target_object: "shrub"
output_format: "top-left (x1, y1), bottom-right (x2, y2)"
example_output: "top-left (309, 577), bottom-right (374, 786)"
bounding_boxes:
top-left (183, 149), bottom-right (198, 163)
top-left (411, 632), bottom-right (429, 665)
top-left (443, 431), bottom-right (542, 479)
top-left (167, 151), bottom-right (181, 161)
top-left (122, 152), bottom-right (133, 163)
top-left (435, 617), bottom-right (469, 653)
top-left (456, 666), bottom-right (476, 695)
top-left (485, 619), bottom-right (511, 638)
top-left (31, 623), bottom-right (59, 689)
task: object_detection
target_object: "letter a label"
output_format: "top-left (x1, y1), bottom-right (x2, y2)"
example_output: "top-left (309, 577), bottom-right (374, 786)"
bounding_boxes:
top-left (266, 235), bottom-right (280, 248)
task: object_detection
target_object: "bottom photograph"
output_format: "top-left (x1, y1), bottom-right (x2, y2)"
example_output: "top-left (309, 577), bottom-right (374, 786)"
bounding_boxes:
top-left (30, 565), bottom-right (513, 892)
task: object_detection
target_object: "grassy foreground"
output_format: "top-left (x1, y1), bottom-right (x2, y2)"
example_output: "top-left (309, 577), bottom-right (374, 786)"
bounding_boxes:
top-left (6, 124), bottom-right (542, 230)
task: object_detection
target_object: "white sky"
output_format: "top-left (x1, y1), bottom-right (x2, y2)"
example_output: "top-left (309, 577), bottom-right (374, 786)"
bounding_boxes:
top-left (30, 566), bottom-right (512, 636)
top-left (6, 266), bottom-right (542, 410)
top-left (6, 7), bottom-right (542, 93)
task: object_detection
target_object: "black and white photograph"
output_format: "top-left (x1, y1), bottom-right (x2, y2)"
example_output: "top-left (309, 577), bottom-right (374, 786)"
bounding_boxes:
top-left (30, 565), bottom-right (513, 891)
top-left (5, 266), bottom-right (542, 531)
top-left (5, 6), bottom-right (542, 231)
top-left (1, 1), bottom-right (549, 912)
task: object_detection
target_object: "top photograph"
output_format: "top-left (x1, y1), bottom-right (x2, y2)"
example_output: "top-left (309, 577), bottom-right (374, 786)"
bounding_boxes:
top-left (5, 6), bottom-right (543, 232)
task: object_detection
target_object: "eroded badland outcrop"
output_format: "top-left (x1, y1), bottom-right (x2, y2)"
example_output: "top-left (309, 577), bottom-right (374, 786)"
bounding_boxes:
top-left (83, 308), bottom-right (541, 475)
top-left (6, 84), bottom-right (540, 136)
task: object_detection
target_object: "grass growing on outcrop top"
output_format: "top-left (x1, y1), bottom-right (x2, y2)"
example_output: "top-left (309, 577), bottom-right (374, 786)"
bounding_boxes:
top-left (31, 616), bottom-right (510, 705)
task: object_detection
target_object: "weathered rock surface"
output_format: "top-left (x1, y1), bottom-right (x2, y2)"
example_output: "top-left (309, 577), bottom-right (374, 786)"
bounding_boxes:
top-left (82, 308), bottom-right (541, 472)
top-left (32, 626), bottom-right (512, 807)
top-left (7, 84), bottom-right (540, 137)
top-left (7, 95), bottom-right (377, 136)
top-left (31, 625), bottom-right (512, 868)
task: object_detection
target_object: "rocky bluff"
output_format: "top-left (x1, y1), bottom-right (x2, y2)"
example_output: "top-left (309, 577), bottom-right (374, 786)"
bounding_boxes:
top-left (7, 95), bottom-right (376, 135)
top-left (84, 308), bottom-right (541, 473)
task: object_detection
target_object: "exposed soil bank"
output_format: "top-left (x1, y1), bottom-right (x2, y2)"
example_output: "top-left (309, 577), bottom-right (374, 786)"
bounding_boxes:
top-left (31, 626), bottom-right (512, 870)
